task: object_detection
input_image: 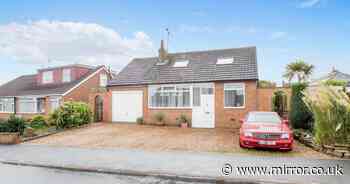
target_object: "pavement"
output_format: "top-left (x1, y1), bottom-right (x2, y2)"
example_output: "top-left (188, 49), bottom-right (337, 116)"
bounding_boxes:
top-left (0, 144), bottom-right (349, 184)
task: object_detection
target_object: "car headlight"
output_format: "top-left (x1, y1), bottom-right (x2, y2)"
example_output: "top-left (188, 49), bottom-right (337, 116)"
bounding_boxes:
top-left (281, 133), bottom-right (289, 139)
top-left (244, 132), bottom-right (253, 137)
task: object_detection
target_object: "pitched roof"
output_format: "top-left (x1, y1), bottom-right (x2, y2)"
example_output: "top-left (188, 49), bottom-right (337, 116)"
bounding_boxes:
top-left (311, 69), bottom-right (350, 86)
top-left (0, 66), bottom-right (104, 97)
top-left (109, 46), bottom-right (258, 86)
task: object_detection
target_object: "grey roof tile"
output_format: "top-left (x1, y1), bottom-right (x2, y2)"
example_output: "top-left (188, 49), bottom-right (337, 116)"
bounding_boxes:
top-left (0, 66), bottom-right (103, 97)
top-left (109, 47), bottom-right (258, 86)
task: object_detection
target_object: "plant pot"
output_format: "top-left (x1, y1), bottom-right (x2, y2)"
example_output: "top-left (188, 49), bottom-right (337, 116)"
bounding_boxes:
top-left (180, 122), bottom-right (188, 128)
top-left (0, 132), bottom-right (20, 144)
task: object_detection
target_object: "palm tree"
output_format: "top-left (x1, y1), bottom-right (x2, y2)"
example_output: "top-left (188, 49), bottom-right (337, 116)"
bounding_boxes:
top-left (284, 59), bottom-right (314, 83)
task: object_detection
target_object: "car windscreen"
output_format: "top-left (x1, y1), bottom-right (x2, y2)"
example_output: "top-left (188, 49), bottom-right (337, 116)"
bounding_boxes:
top-left (246, 113), bottom-right (281, 124)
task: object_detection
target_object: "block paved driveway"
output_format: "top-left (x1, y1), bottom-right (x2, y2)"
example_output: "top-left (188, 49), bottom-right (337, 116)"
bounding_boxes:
top-left (26, 123), bottom-right (330, 159)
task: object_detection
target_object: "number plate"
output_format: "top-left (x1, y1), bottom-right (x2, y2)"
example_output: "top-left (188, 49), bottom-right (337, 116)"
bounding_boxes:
top-left (258, 140), bottom-right (276, 145)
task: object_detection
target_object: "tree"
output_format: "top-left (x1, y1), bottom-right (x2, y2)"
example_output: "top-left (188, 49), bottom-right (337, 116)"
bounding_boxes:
top-left (284, 59), bottom-right (314, 83)
top-left (289, 83), bottom-right (313, 130)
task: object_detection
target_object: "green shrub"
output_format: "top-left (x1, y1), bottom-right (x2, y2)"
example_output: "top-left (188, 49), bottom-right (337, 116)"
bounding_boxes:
top-left (30, 115), bottom-right (47, 129)
top-left (154, 112), bottom-right (165, 125)
top-left (2, 115), bottom-right (26, 135)
top-left (136, 117), bottom-right (144, 125)
top-left (258, 80), bottom-right (276, 88)
top-left (272, 90), bottom-right (288, 117)
top-left (176, 114), bottom-right (191, 126)
top-left (323, 79), bottom-right (347, 87)
top-left (289, 83), bottom-right (313, 130)
top-left (303, 86), bottom-right (350, 145)
top-left (49, 101), bottom-right (92, 129)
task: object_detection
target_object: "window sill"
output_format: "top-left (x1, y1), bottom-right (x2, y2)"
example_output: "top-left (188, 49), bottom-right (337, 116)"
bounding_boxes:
top-left (224, 106), bottom-right (245, 109)
top-left (149, 107), bottom-right (192, 110)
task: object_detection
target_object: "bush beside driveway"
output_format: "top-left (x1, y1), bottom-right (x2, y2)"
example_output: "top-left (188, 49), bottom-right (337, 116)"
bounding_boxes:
top-left (26, 123), bottom-right (330, 159)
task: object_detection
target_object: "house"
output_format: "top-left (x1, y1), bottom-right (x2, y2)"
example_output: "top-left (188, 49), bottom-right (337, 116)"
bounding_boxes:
top-left (105, 41), bottom-right (259, 128)
top-left (310, 68), bottom-right (350, 92)
top-left (0, 64), bottom-right (110, 120)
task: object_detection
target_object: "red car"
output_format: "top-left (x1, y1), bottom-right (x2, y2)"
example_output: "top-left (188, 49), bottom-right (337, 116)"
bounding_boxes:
top-left (239, 111), bottom-right (293, 151)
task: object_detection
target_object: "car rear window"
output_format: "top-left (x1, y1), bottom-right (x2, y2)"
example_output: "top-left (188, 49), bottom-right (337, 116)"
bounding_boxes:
top-left (246, 113), bottom-right (281, 124)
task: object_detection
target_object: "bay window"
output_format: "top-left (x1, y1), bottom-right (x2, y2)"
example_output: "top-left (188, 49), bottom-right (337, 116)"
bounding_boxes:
top-left (224, 83), bottom-right (245, 108)
top-left (18, 97), bottom-right (37, 113)
top-left (0, 97), bottom-right (14, 113)
top-left (149, 85), bottom-right (191, 108)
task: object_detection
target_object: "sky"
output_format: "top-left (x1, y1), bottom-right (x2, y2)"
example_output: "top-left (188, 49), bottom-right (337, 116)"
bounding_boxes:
top-left (0, 0), bottom-right (349, 85)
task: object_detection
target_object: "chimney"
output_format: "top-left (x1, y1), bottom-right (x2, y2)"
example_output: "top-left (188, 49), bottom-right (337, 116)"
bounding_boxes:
top-left (158, 40), bottom-right (168, 62)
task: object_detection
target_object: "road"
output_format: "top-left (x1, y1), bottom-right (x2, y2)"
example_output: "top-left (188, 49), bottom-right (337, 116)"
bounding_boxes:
top-left (0, 145), bottom-right (349, 184)
top-left (0, 163), bottom-right (207, 184)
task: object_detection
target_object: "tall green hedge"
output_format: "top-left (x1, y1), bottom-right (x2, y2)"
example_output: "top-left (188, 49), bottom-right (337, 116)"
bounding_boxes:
top-left (49, 101), bottom-right (92, 129)
top-left (289, 83), bottom-right (313, 130)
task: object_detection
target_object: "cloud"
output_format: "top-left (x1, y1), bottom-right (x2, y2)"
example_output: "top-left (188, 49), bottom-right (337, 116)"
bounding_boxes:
top-left (0, 20), bottom-right (155, 70)
top-left (270, 31), bottom-right (288, 40)
top-left (298, 0), bottom-right (321, 8)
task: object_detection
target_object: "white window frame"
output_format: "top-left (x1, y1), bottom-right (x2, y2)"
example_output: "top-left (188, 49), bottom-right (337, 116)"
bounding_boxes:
top-left (100, 73), bottom-right (108, 87)
top-left (62, 69), bottom-right (71, 83)
top-left (42, 71), bottom-right (53, 84)
top-left (173, 60), bottom-right (189, 67)
top-left (217, 57), bottom-right (234, 65)
top-left (224, 83), bottom-right (245, 109)
top-left (148, 84), bottom-right (193, 109)
top-left (49, 96), bottom-right (61, 111)
top-left (18, 97), bottom-right (38, 113)
top-left (0, 97), bottom-right (15, 113)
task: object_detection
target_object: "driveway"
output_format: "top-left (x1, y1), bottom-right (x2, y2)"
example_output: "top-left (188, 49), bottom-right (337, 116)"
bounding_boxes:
top-left (26, 123), bottom-right (330, 159)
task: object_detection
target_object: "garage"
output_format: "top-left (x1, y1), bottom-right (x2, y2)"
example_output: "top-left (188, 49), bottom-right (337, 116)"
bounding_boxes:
top-left (112, 91), bottom-right (143, 123)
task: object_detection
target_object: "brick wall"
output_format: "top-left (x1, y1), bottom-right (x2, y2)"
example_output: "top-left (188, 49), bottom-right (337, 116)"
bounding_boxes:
top-left (63, 69), bottom-right (107, 104)
top-left (257, 87), bottom-right (291, 112)
top-left (37, 66), bottom-right (90, 85)
top-left (107, 80), bottom-right (259, 128)
top-left (214, 80), bottom-right (258, 128)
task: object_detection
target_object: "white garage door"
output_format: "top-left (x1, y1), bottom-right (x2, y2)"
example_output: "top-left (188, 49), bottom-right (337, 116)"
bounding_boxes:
top-left (112, 91), bottom-right (143, 123)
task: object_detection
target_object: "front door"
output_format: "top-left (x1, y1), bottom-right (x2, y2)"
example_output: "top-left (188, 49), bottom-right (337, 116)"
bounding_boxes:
top-left (192, 84), bottom-right (215, 128)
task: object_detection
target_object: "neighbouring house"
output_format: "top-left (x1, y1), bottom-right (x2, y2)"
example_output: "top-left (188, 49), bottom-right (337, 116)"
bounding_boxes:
top-left (0, 64), bottom-right (111, 120)
top-left (105, 41), bottom-right (260, 128)
top-left (310, 68), bottom-right (350, 92)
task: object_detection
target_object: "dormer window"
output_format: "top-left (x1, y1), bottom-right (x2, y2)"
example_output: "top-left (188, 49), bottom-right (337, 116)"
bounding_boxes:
top-left (173, 60), bottom-right (189, 67)
top-left (62, 69), bottom-right (71, 82)
top-left (42, 71), bottom-right (53, 84)
top-left (217, 57), bottom-right (234, 65)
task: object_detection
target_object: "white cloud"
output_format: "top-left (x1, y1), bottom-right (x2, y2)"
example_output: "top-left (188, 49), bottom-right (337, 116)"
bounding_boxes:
top-left (299, 0), bottom-right (321, 8)
top-left (270, 31), bottom-right (288, 40)
top-left (0, 20), bottom-right (155, 70)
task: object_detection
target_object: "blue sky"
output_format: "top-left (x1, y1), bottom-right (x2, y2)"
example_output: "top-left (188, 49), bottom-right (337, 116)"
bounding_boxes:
top-left (0, 0), bottom-right (349, 85)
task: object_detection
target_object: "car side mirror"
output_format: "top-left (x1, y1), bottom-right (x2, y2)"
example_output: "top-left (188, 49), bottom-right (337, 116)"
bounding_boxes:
top-left (282, 119), bottom-right (289, 125)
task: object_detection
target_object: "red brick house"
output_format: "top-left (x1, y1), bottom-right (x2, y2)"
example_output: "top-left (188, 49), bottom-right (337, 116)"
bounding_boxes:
top-left (106, 42), bottom-right (260, 128)
top-left (0, 64), bottom-right (110, 120)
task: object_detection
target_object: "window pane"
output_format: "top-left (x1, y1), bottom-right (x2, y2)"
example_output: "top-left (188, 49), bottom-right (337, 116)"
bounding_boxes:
top-left (19, 98), bottom-right (36, 113)
top-left (193, 87), bottom-right (200, 106)
top-left (62, 69), bottom-right (71, 82)
top-left (100, 74), bottom-right (108, 87)
top-left (50, 97), bottom-right (60, 111)
top-left (224, 84), bottom-right (245, 107)
top-left (43, 71), bottom-right (53, 84)
top-left (0, 97), bottom-right (15, 112)
top-left (37, 98), bottom-right (45, 113)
